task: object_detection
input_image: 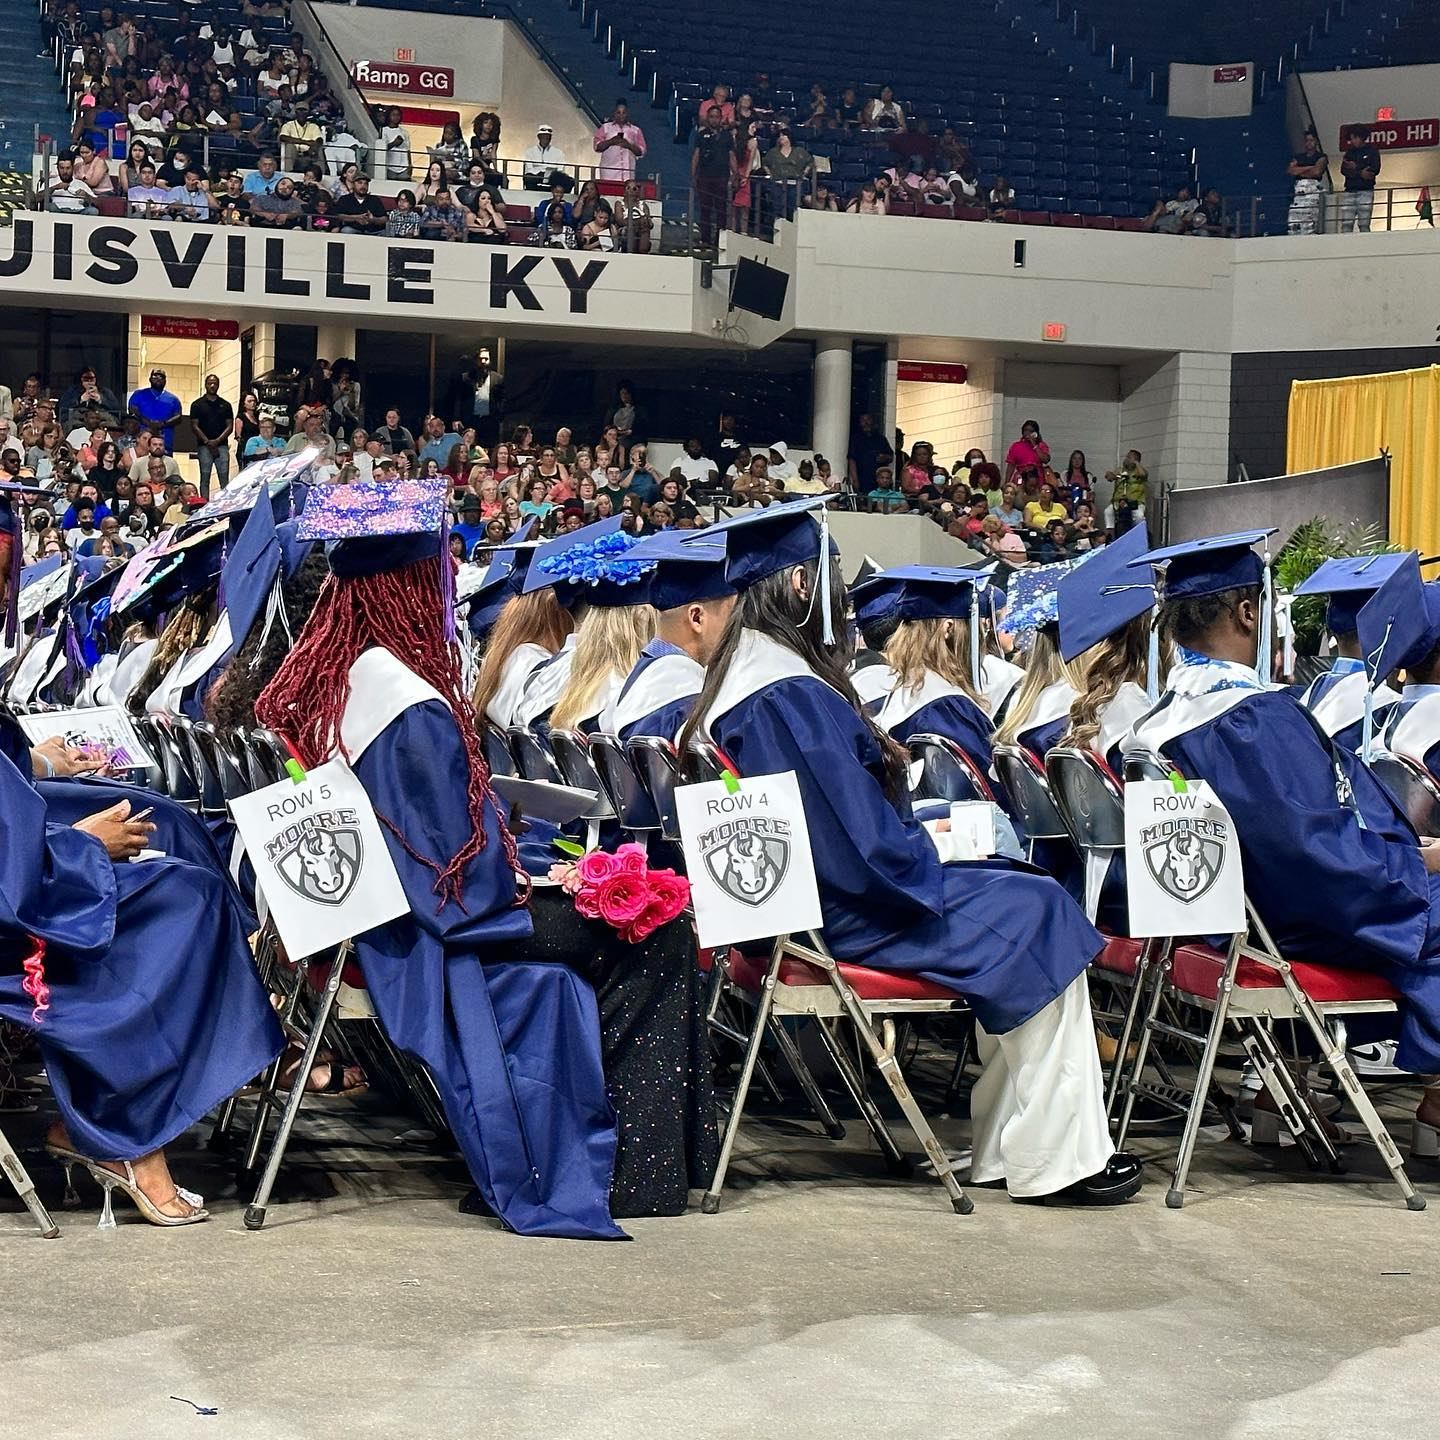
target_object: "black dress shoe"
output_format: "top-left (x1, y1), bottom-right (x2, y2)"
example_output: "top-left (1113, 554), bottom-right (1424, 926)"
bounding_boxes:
top-left (1011, 1153), bottom-right (1144, 1206)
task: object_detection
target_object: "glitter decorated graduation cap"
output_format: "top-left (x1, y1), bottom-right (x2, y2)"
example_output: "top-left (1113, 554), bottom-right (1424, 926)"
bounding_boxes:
top-left (520, 516), bottom-right (655, 609)
top-left (1295, 552), bottom-right (1413, 637)
top-left (1128, 528), bottom-right (1276, 600)
top-left (186, 447), bottom-right (318, 526)
top-left (625, 529), bottom-right (734, 612)
top-left (700, 494), bottom-right (837, 592)
top-left (296, 477), bottom-right (448, 579)
top-left (1057, 521), bottom-right (1154, 662)
top-left (849, 565), bottom-right (990, 628)
top-left (997, 554), bottom-right (1088, 652)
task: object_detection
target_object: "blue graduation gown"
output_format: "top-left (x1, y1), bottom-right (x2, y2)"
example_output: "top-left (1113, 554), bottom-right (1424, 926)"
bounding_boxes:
top-left (710, 672), bottom-right (1100, 1034)
top-left (0, 748), bottom-right (281, 1160)
top-left (349, 696), bottom-right (622, 1240)
top-left (613, 641), bottom-right (701, 745)
top-left (1158, 690), bottom-right (1440, 1072)
top-left (891, 694), bottom-right (995, 775)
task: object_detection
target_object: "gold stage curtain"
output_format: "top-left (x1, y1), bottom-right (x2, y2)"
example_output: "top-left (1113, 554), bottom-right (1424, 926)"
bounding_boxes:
top-left (1287, 365), bottom-right (1440, 554)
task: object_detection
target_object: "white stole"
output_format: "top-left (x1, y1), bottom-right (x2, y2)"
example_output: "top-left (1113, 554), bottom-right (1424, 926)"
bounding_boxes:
top-left (512, 635), bottom-right (577, 727)
top-left (601, 649), bottom-right (704, 736)
top-left (702, 629), bottom-right (843, 738)
top-left (339, 646), bottom-right (446, 761)
top-left (1017, 679), bottom-right (1078, 740)
top-left (1388, 691), bottom-right (1440, 766)
top-left (981, 654), bottom-right (1024, 713)
top-left (877, 668), bottom-right (976, 736)
top-left (1096, 681), bottom-right (1152, 759)
top-left (1309, 668), bottom-right (1398, 737)
top-left (110, 638), bottom-right (158, 710)
top-left (851, 663), bottom-right (899, 708)
top-left (485, 641), bottom-right (550, 727)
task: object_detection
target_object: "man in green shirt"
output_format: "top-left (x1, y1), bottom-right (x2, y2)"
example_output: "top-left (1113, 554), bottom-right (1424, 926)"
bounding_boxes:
top-left (1104, 449), bottom-right (1148, 536)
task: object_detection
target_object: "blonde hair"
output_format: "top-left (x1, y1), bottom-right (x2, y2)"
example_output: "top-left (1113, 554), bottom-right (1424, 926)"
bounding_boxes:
top-left (549, 603), bottom-right (655, 731)
top-left (883, 616), bottom-right (987, 711)
top-left (1061, 613), bottom-right (1152, 751)
top-left (994, 624), bottom-right (1086, 746)
top-left (472, 587), bottom-right (574, 720)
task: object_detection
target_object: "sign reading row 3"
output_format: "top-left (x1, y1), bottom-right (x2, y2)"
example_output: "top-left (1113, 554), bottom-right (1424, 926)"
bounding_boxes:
top-left (0, 219), bottom-right (614, 313)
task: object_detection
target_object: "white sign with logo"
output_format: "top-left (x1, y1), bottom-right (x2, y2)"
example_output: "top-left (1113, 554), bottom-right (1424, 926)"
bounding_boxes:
top-left (19, 705), bottom-right (157, 771)
top-left (1124, 779), bottom-right (1246, 939)
top-left (229, 757), bottom-right (410, 960)
top-left (675, 770), bottom-right (823, 948)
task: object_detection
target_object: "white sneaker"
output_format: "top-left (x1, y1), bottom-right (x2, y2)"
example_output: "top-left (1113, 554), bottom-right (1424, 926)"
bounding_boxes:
top-left (1348, 1039), bottom-right (1404, 1077)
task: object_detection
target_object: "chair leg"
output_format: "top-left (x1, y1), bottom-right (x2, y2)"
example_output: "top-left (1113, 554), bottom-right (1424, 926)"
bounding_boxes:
top-left (701, 950), bottom-right (780, 1215)
top-left (1166, 978), bottom-right (1234, 1209)
top-left (1105, 941), bottom-right (1156, 1118)
top-left (0, 1125), bottom-right (59, 1239)
top-left (765, 1016), bottom-right (847, 1140)
top-left (942, 1017), bottom-right (975, 1109)
top-left (1238, 1020), bottom-right (1327, 1172)
top-left (814, 1017), bottom-right (909, 1170)
top-left (1115, 952), bottom-right (1170, 1149)
top-left (244, 949), bottom-right (347, 1231)
top-left (1288, 987), bottom-right (1427, 1212)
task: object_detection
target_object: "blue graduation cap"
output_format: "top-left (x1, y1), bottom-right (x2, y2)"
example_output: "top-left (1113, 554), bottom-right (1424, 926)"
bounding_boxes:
top-left (1057, 521), bottom-right (1153, 663)
top-left (626, 529), bottom-right (734, 612)
top-left (701, 495), bottom-right (837, 592)
top-left (849, 565), bottom-right (989, 627)
top-left (521, 516), bottom-right (655, 609)
top-left (219, 488), bottom-right (318, 659)
top-left (296, 477), bottom-right (448, 579)
top-left (1354, 557), bottom-right (1438, 759)
top-left (1295, 552), bottom-right (1413, 637)
top-left (1128, 528), bottom-right (1276, 600)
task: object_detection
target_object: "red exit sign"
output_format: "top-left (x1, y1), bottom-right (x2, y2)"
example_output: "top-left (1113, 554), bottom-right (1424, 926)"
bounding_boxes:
top-left (1342, 118), bottom-right (1440, 150)
top-left (897, 361), bottom-right (968, 385)
top-left (1042, 321), bottom-right (1067, 342)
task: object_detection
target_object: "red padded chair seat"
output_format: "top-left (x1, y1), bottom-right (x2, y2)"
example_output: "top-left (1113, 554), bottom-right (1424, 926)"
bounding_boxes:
top-left (726, 948), bottom-right (956, 1001)
top-left (1169, 943), bottom-right (1401, 1004)
top-left (1094, 934), bottom-right (1143, 976)
top-left (304, 954), bottom-right (368, 992)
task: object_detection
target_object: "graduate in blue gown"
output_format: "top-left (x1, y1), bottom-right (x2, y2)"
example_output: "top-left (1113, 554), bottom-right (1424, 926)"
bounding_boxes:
top-left (256, 480), bottom-right (624, 1239)
top-left (994, 560), bottom-right (1087, 759)
top-left (0, 725), bottom-right (281, 1224)
top-left (601, 531), bottom-right (734, 743)
top-left (1381, 602), bottom-right (1440, 773)
top-left (1294, 554), bottom-right (1410, 751)
top-left (1126, 531), bottom-right (1440, 1137)
top-left (681, 497), bottom-right (1141, 1205)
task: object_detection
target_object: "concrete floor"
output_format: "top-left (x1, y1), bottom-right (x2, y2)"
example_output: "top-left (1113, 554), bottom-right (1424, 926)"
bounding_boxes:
top-left (3, 1066), bottom-right (1437, 1439)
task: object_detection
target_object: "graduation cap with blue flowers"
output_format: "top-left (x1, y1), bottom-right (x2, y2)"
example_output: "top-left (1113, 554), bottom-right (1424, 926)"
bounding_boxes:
top-left (997, 554), bottom-right (1090, 653)
top-left (625, 529), bottom-right (734, 612)
top-left (1296, 552), bottom-right (1413, 638)
top-left (521, 516), bottom-right (656, 609)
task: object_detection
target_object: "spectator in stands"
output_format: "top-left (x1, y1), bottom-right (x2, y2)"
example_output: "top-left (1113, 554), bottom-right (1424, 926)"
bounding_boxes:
top-left (729, 121), bottom-right (760, 234)
top-left (691, 105), bottom-right (732, 249)
top-left (127, 433), bottom-right (177, 484)
top-left (379, 106), bottom-right (413, 181)
top-left (535, 179), bottom-right (574, 233)
top-left (1287, 131), bottom-right (1328, 188)
top-left (536, 204), bottom-right (577, 249)
top-left (1036, 518), bottom-right (1072, 562)
top-left (128, 369), bottom-right (181, 453)
top-left (847, 180), bottom-right (887, 215)
top-left (1024, 482), bottom-right (1067, 529)
top-left (217, 172), bottom-right (251, 225)
top-left (252, 175), bottom-right (304, 228)
top-left (1061, 451), bottom-right (1093, 511)
top-left (385, 189), bottom-right (423, 238)
top-left (573, 179), bottom-right (602, 230)
top-left (45, 153), bottom-right (99, 215)
top-left (279, 100), bottom-right (324, 172)
top-left (166, 166), bottom-right (210, 221)
top-left (1339, 125), bottom-right (1381, 232)
top-left (57, 369), bottom-right (118, 429)
top-left (467, 190), bottom-right (509, 243)
top-left (429, 120), bottom-right (470, 182)
top-left (593, 99), bottom-right (647, 184)
top-left (1144, 182), bottom-right (1198, 234)
top-left (937, 126), bottom-right (970, 173)
top-left (671, 438), bottom-right (719, 492)
top-left (522, 124), bottom-right (567, 190)
top-left (72, 138), bottom-right (111, 194)
top-left (374, 409), bottom-right (414, 456)
top-left (1070, 502), bottom-right (1100, 551)
top-left (469, 111), bottom-right (502, 168)
top-left (947, 161), bottom-right (980, 208)
top-left (287, 408), bottom-right (336, 461)
top-left (803, 181), bottom-right (841, 213)
top-left (579, 201), bottom-right (620, 251)
top-left (421, 188), bottom-right (469, 243)
top-left (1190, 187), bottom-right (1229, 237)
top-left (615, 180), bottom-right (654, 254)
top-left (988, 175), bottom-right (1016, 213)
top-left (457, 161), bottom-right (502, 216)
top-left (862, 85), bottom-right (906, 132)
top-left (335, 173), bottom-right (387, 235)
top-left (993, 482), bottom-right (1025, 530)
top-left (126, 161), bottom-right (169, 217)
top-left (1004, 419), bottom-right (1049, 485)
top-left (189, 374), bottom-right (233, 496)
top-left (243, 153), bottom-right (280, 197)
top-left (763, 125), bottom-right (814, 221)
top-left (699, 83), bottom-right (733, 129)
top-left (867, 465), bottom-right (905, 512)
top-left (243, 414), bottom-right (285, 461)
top-left (1104, 450), bottom-right (1148, 535)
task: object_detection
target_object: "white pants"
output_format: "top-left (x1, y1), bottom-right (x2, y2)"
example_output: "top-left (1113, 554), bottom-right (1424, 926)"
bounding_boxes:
top-left (969, 973), bottom-right (1114, 1197)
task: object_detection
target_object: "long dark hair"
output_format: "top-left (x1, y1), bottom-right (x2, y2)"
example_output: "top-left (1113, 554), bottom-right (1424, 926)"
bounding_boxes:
top-left (678, 556), bottom-right (909, 800)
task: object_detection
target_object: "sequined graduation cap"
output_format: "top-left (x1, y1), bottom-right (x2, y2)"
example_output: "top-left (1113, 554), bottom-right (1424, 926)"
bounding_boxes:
top-left (296, 477), bottom-right (448, 578)
top-left (997, 554), bottom-right (1088, 654)
top-left (520, 516), bottom-right (656, 609)
top-left (625, 529), bottom-right (734, 612)
top-left (1296, 552), bottom-right (1413, 638)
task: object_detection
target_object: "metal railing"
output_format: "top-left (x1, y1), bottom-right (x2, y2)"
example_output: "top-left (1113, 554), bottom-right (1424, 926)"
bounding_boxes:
top-left (1227, 182), bottom-right (1438, 237)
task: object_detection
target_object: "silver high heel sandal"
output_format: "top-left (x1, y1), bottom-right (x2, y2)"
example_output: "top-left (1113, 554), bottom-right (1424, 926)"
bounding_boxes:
top-left (82, 1160), bottom-right (210, 1229)
top-left (44, 1143), bottom-right (91, 1208)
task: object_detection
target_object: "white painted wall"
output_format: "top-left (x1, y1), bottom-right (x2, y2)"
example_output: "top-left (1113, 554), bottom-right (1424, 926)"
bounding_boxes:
top-left (896, 362), bottom-right (1003, 467)
top-left (1119, 352), bottom-right (1232, 492)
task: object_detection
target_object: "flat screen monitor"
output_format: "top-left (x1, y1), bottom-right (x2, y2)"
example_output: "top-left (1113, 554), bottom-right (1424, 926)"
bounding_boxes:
top-left (730, 258), bottom-right (789, 321)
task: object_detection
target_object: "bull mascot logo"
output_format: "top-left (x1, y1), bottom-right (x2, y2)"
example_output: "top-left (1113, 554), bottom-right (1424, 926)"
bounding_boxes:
top-left (701, 816), bottom-right (791, 907)
top-left (272, 814), bottom-right (363, 906)
top-left (1142, 817), bottom-right (1225, 905)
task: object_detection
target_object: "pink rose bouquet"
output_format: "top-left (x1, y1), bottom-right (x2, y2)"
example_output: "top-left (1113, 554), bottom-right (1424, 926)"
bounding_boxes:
top-left (548, 842), bottom-right (690, 944)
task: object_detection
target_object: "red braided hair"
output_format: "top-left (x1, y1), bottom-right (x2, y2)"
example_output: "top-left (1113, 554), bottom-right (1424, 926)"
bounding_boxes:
top-left (255, 555), bottom-right (523, 911)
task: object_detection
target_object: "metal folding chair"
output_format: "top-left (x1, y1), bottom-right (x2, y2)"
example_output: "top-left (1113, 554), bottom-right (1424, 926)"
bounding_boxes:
top-left (907, 733), bottom-right (996, 804)
top-left (191, 721), bottom-right (251, 805)
top-left (626, 734), bottom-right (686, 841)
top-left (0, 1123), bottom-right (59, 1238)
top-left (481, 721), bottom-right (518, 778)
top-left (506, 724), bottom-right (563, 783)
top-left (587, 732), bottom-right (664, 847)
top-left (992, 742), bottom-right (1075, 865)
top-left (147, 715), bottom-right (202, 808)
top-left (1369, 753), bottom-right (1440, 834)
